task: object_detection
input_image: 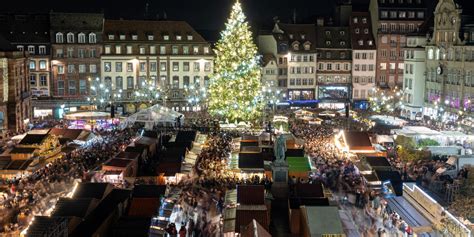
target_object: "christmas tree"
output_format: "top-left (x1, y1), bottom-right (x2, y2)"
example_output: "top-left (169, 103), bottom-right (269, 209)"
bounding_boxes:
top-left (208, 0), bottom-right (263, 122)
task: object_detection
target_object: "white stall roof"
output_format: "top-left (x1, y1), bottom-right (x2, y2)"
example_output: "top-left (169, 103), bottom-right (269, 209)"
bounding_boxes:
top-left (392, 126), bottom-right (442, 137)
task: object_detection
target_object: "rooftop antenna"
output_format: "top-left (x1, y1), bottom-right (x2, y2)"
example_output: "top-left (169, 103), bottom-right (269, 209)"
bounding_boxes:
top-left (163, 11), bottom-right (167, 20)
top-left (144, 2), bottom-right (149, 19)
top-left (292, 9), bottom-right (297, 24)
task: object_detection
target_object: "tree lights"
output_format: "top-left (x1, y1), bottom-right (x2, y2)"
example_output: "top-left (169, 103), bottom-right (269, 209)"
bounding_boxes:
top-left (207, 0), bottom-right (264, 122)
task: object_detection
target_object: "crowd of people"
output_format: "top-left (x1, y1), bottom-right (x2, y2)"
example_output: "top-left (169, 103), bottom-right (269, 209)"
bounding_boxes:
top-left (0, 128), bottom-right (136, 234)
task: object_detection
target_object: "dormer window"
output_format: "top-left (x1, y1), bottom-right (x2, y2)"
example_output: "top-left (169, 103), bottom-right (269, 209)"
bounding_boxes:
top-left (120, 34), bottom-right (126, 40)
top-left (358, 40), bottom-right (364, 46)
top-left (56, 32), bottom-right (63, 43)
top-left (340, 31), bottom-right (345, 36)
top-left (187, 35), bottom-right (193, 40)
top-left (355, 28), bottom-right (360, 34)
top-left (132, 35), bottom-right (138, 40)
top-left (326, 41), bottom-right (331, 46)
top-left (292, 42), bottom-right (300, 50)
top-left (78, 33), bottom-right (86, 43)
top-left (176, 35), bottom-right (182, 40)
top-left (362, 18), bottom-right (367, 24)
top-left (148, 35), bottom-right (154, 40)
top-left (303, 42), bottom-right (311, 50)
top-left (163, 35), bottom-right (169, 40)
top-left (301, 34), bottom-right (306, 40)
top-left (289, 34), bottom-right (293, 39)
top-left (364, 28), bottom-right (369, 34)
top-left (17, 45), bottom-right (24, 51)
top-left (108, 34), bottom-right (115, 40)
top-left (67, 32), bottom-right (74, 43)
top-left (340, 41), bottom-right (346, 46)
top-left (368, 40), bottom-right (373, 45)
top-left (325, 31), bottom-right (331, 36)
top-left (353, 17), bottom-right (358, 23)
top-left (89, 33), bottom-right (96, 43)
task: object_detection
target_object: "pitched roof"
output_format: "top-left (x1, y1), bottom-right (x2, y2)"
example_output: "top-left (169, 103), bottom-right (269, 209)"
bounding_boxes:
top-left (9, 147), bottom-right (37, 154)
top-left (241, 219), bottom-right (272, 237)
top-left (350, 12), bottom-right (376, 49)
top-left (26, 216), bottom-right (69, 237)
top-left (73, 183), bottom-right (112, 200)
top-left (48, 128), bottom-right (88, 141)
top-left (237, 185), bottom-right (265, 205)
top-left (132, 185), bottom-right (166, 198)
top-left (302, 206), bottom-right (344, 236)
top-left (277, 23), bottom-right (317, 52)
top-left (175, 130), bottom-right (197, 142)
top-left (261, 54), bottom-right (276, 67)
top-left (5, 159), bottom-right (32, 170)
top-left (103, 20), bottom-right (207, 43)
top-left (52, 198), bottom-right (98, 218)
top-left (19, 134), bottom-right (49, 145)
top-left (238, 153), bottom-right (264, 170)
top-left (0, 14), bottom-right (50, 44)
top-left (50, 12), bottom-right (103, 32)
top-left (103, 158), bottom-right (133, 168)
top-left (115, 151), bottom-right (140, 160)
top-left (293, 182), bottom-right (324, 198)
top-left (111, 216), bottom-right (152, 237)
top-left (316, 25), bottom-right (351, 49)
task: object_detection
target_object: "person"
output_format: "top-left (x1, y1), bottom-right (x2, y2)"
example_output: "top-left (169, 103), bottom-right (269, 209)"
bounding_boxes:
top-left (179, 224), bottom-right (187, 237)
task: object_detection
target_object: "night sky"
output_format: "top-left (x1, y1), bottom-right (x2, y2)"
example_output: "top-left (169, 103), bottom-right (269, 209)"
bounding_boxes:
top-left (2, 0), bottom-right (474, 32)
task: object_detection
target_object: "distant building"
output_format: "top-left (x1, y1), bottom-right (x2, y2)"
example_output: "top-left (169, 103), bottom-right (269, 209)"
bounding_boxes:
top-left (49, 12), bottom-right (103, 115)
top-left (101, 19), bottom-right (213, 113)
top-left (369, 0), bottom-right (427, 88)
top-left (424, 0), bottom-right (474, 123)
top-left (0, 49), bottom-right (31, 133)
top-left (350, 11), bottom-right (377, 110)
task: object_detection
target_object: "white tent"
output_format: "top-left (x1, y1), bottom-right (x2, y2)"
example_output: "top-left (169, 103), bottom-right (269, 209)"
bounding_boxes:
top-left (120, 104), bottom-right (184, 130)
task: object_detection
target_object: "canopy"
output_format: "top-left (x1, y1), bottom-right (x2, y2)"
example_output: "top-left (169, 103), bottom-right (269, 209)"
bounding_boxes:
top-left (120, 104), bottom-right (183, 130)
top-left (64, 111), bottom-right (110, 120)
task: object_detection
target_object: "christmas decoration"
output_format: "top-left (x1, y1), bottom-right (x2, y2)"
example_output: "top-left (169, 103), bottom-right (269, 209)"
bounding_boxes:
top-left (208, 0), bottom-right (263, 122)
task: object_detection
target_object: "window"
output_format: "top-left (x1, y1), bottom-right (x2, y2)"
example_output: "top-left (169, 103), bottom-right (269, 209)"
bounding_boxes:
top-left (172, 46), bottom-right (178, 54)
top-left (204, 47), bottom-right (210, 54)
top-left (355, 28), bottom-right (360, 34)
top-left (160, 62), bottom-right (167, 71)
top-left (126, 46), bottom-right (132, 54)
top-left (354, 89), bottom-right (359, 98)
top-left (327, 64), bottom-right (332, 70)
top-left (183, 62), bottom-right (190, 71)
top-left (340, 41), bottom-right (346, 46)
top-left (150, 46), bottom-right (156, 54)
top-left (194, 76), bottom-right (201, 85)
top-left (381, 11), bottom-right (388, 18)
top-left (183, 76), bottom-right (190, 87)
top-left (362, 18), bottom-right (367, 24)
top-left (187, 35), bottom-right (193, 40)
top-left (172, 76), bottom-right (179, 88)
top-left (183, 46), bottom-right (189, 54)
top-left (127, 76), bottom-right (134, 89)
top-left (204, 62), bottom-right (211, 72)
top-left (193, 46), bottom-right (199, 54)
top-left (39, 60), bottom-right (46, 70)
top-left (28, 45), bottom-right (35, 54)
top-left (79, 80), bottom-right (86, 95)
top-left (105, 46), bottom-right (111, 54)
top-left (108, 34), bottom-right (115, 40)
top-left (89, 33), bottom-right (96, 43)
top-left (116, 62), bottom-right (122, 72)
top-left (40, 75), bottom-right (47, 86)
top-left (104, 62), bottom-right (111, 72)
top-left (90, 64), bottom-right (97, 73)
top-left (204, 76), bottom-right (210, 87)
top-left (39, 46), bottom-right (46, 55)
top-left (368, 40), bottom-right (373, 46)
top-left (29, 61), bottom-right (36, 70)
top-left (78, 33), bottom-right (86, 43)
top-left (148, 35), bottom-right (154, 40)
top-left (160, 46), bottom-right (166, 54)
top-left (115, 76), bottom-right (123, 90)
top-left (17, 45), bottom-right (24, 51)
top-left (30, 75), bottom-right (36, 86)
top-left (68, 80), bottom-right (76, 95)
top-left (364, 28), bottom-right (369, 34)
top-left (399, 11), bottom-right (406, 18)
top-left (90, 49), bottom-right (96, 58)
top-left (132, 35), bottom-right (138, 40)
top-left (353, 17), bottom-right (358, 23)
top-left (67, 64), bottom-right (75, 73)
top-left (57, 80), bottom-right (64, 95)
top-left (340, 52), bottom-right (346, 59)
top-left (139, 47), bottom-right (146, 54)
top-left (176, 35), bottom-right (182, 40)
top-left (78, 48), bottom-right (85, 58)
top-left (67, 33), bottom-right (74, 43)
top-left (417, 11), bottom-right (424, 19)
top-left (163, 35), bottom-right (169, 40)
top-left (56, 33), bottom-right (63, 43)
top-left (79, 64), bottom-right (86, 73)
top-left (194, 62), bottom-right (200, 72)
top-left (115, 46), bottom-right (121, 54)
top-left (326, 41), bottom-right (331, 46)
top-left (173, 62), bottom-right (179, 71)
top-left (58, 65), bottom-right (64, 74)
top-left (358, 40), bottom-right (364, 46)
top-left (150, 62), bottom-right (157, 72)
top-left (390, 11), bottom-right (397, 18)
top-left (140, 62), bottom-right (146, 72)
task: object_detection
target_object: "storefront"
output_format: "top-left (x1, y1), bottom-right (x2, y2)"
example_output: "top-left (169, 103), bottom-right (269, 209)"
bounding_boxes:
top-left (353, 100), bottom-right (369, 110)
top-left (287, 89), bottom-right (315, 101)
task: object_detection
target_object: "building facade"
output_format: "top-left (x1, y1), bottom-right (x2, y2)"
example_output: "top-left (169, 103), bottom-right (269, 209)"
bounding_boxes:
top-left (316, 19), bottom-right (352, 110)
top-left (101, 20), bottom-right (213, 113)
top-left (424, 0), bottom-right (474, 125)
top-left (401, 35), bottom-right (426, 120)
top-left (0, 14), bottom-right (52, 100)
top-left (0, 51), bottom-right (32, 133)
top-left (49, 12), bottom-right (103, 115)
top-left (370, 0), bottom-right (426, 88)
top-left (350, 11), bottom-right (377, 110)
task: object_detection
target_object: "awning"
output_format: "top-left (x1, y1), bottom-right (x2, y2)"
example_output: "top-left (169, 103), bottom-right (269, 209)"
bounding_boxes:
top-left (386, 196), bottom-right (432, 231)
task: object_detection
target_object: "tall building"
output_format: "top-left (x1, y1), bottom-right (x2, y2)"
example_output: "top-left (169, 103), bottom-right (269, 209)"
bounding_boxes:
top-left (49, 12), bottom-right (103, 115)
top-left (350, 11), bottom-right (377, 110)
top-left (369, 0), bottom-right (427, 88)
top-left (316, 18), bottom-right (352, 110)
top-left (101, 20), bottom-right (213, 113)
top-left (401, 34), bottom-right (426, 120)
top-left (258, 22), bottom-right (317, 105)
top-left (0, 45), bottom-right (32, 133)
top-left (424, 0), bottom-right (474, 123)
top-left (0, 14), bottom-right (52, 100)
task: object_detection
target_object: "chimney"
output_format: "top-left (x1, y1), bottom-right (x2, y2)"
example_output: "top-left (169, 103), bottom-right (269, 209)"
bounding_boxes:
top-left (316, 17), bottom-right (324, 26)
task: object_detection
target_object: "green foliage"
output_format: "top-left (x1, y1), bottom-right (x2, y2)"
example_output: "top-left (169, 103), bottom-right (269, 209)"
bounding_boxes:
top-left (395, 135), bottom-right (416, 150)
top-left (417, 138), bottom-right (440, 148)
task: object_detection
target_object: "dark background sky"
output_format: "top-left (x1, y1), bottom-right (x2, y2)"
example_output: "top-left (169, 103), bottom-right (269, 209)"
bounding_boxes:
top-left (2, 0), bottom-right (474, 33)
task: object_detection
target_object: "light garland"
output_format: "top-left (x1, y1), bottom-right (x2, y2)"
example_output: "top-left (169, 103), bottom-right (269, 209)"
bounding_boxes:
top-left (208, 0), bottom-right (263, 122)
